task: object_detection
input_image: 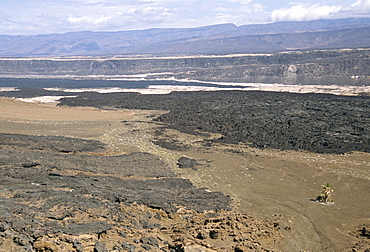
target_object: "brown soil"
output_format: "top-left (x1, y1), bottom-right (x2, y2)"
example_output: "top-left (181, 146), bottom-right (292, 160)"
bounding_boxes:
top-left (1, 97), bottom-right (369, 251)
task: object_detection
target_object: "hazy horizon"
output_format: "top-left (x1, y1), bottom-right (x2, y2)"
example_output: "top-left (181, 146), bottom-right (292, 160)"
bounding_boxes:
top-left (1, 0), bottom-right (370, 36)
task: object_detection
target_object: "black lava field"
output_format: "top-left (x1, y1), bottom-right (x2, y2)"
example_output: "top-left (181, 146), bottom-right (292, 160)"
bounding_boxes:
top-left (0, 133), bottom-right (230, 215)
top-left (58, 90), bottom-right (370, 154)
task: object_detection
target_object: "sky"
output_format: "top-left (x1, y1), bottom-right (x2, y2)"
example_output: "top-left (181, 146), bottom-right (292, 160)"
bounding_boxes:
top-left (1, 0), bottom-right (370, 35)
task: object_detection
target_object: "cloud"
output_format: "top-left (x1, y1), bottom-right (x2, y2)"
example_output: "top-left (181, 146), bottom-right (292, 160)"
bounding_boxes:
top-left (64, 5), bottom-right (174, 31)
top-left (2, 0), bottom-right (369, 35)
top-left (227, 0), bottom-right (252, 4)
top-left (270, 0), bottom-right (370, 22)
top-left (0, 0), bottom-right (270, 35)
top-left (350, 0), bottom-right (370, 15)
top-left (271, 3), bottom-right (343, 22)
top-left (0, 0), bottom-right (178, 34)
top-left (67, 15), bottom-right (109, 25)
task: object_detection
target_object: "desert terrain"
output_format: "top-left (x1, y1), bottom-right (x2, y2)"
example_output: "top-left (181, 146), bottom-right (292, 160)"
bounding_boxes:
top-left (0, 97), bottom-right (279, 252)
top-left (1, 15), bottom-right (370, 252)
top-left (0, 90), bottom-right (369, 251)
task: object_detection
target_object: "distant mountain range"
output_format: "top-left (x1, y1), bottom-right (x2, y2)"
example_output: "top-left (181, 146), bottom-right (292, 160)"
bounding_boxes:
top-left (1, 18), bottom-right (370, 56)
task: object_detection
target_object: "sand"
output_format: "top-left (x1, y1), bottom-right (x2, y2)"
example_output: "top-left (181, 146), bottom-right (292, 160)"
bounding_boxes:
top-left (1, 97), bottom-right (369, 251)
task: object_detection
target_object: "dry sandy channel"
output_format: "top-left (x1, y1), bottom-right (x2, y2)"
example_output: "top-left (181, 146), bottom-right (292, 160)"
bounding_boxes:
top-left (1, 97), bottom-right (369, 251)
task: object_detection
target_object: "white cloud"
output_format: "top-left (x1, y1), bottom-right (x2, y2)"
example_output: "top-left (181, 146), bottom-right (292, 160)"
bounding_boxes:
top-left (1, 0), bottom-right (369, 35)
top-left (271, 0), bottom-right (370, 22)
top-left (271, 3), bottom-right (343, 22)
top-left (67, 15), bottom-right (109, 25)
top-left (0, 0), bottom-right (178, 34)
top-left (350, 0), bottom-right (370, 14)
top-left (0, 0), bottom-right (269, 35)
top-left (63, 5), bottom-right (174, 31)
top-left (227, 0), bottom-right (252, 4)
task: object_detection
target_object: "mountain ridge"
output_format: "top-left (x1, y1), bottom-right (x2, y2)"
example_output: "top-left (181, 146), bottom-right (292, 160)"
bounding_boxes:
top-left (1, 18), bottom-right (370, 56)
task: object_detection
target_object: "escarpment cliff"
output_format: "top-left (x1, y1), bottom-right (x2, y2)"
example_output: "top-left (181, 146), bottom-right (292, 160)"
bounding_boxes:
top-left (0, 49), bottom-right (370, 85)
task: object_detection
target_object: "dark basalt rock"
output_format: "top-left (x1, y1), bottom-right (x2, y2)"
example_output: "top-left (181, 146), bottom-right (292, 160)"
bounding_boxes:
top-left (0, 133), bottom-right (106, 154)
top-left (152, 139), bottom-right (190, 151)
top-left (121, 243), bottom-right (136, 252)
top-left (0, 132), bottom-right (231, 215)
top-left (94, 241), bottom-right (108, 252)
top-left (177, 157), bottom-right (199, 170)
top-left (59, 90), bottom-right (370, 154)
top-left (0, 132), bottom-right (234, 250)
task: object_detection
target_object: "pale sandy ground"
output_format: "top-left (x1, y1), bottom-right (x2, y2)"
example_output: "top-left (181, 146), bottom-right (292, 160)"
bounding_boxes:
top-left (2, 80), bottom-right (369, 96)
top-left (1, 97), bottom-right (369, 251)
top-left (41, 83), bottom-right (370, 96)
top-left (2, 77), bottom-right (370, 96)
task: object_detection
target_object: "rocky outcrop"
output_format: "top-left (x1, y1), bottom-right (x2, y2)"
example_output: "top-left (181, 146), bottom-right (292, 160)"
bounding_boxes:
top-left (177, 157), bottom-right (199, 170)
top-left (0, 133), bottom-right (231, 213)
top-left (0, 133), bottom-right (286, 251)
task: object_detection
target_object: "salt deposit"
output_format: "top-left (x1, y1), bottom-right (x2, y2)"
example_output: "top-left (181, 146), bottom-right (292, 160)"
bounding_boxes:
top-left (16, 95), bottom-right (77, 104)
top-left (44, 82), bottom-right (370, 96)
top-left (0, 87), bottom-right (19, 92)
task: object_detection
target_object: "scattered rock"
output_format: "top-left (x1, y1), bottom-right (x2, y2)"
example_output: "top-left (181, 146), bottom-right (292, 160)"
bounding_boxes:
top-left (140, 236), bottom-right (159, 248)
top-left (348, 224), bottom-right (370, 251)
top-left (209, 230), bottom-right (219, 239)
top-left (121, 243), bottom-right (136, 252)
top-left (184, 245), bottom-right (217, 252)
top-left (94, 240), bottom-right (107, 252)
top-left (177, 157), bottom-right (199, 170)
top-left (141, 243), bottom-right (152, 251)
top-left (33, 237), bottom-right (58, 252)
top-left (196, 231), bottom-right (207, 240)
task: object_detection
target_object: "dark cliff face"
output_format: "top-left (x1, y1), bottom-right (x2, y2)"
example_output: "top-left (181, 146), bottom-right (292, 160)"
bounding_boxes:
top-left (0, 49), bottom-right (369, 85)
